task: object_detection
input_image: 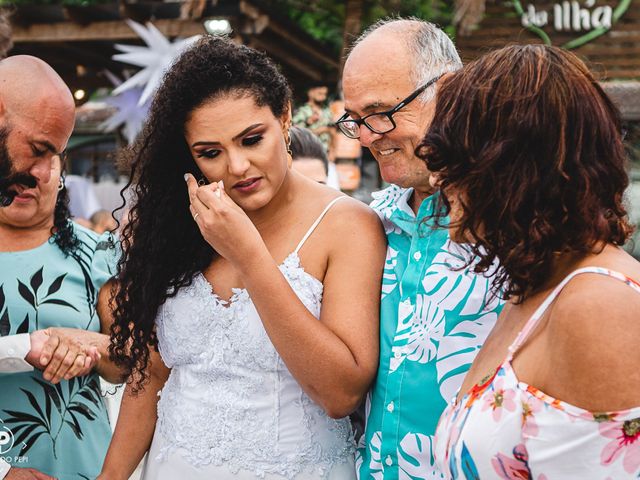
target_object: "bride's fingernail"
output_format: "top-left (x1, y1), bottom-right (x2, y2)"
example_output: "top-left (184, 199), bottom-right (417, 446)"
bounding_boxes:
top-left (183, 174), bottom-right (189, 182)
top-left (219, 180), bottom-right (224, 190)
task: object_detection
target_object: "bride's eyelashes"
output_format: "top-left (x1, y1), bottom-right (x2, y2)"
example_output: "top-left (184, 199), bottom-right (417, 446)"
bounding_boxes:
top-left (196, 149), bottom-right (220, 159)
top-left (242, 134), bottom-right (263, 146)
top-left (195, 135), bottom-right (264, 159)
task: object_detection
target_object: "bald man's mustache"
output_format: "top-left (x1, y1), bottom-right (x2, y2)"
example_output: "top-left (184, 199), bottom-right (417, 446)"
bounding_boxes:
top-left (0, 173), bottom-right (37, 207)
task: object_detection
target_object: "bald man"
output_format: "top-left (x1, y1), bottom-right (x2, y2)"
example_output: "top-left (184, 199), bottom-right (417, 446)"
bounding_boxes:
top-left (337, 19), bottom-right (504, 479)
top-left (0, 55), bottom-right (75, 206)
top-left (0, 56), bottom-right (74, 480)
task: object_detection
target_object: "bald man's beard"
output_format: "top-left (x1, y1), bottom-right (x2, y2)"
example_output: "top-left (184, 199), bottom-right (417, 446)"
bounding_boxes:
top-left (0, 127), bottom-right (10, 183)
top-left (0, 127), bottom-right (37, 207)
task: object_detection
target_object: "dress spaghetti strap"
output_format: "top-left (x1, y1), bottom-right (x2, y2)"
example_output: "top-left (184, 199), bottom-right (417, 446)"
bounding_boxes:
top-left (294, 196), bottom-right (347, 254)
top-left (508, 267), bottom-right (640, 356)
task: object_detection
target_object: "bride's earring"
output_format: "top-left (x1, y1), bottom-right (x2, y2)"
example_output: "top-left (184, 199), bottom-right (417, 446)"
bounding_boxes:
top-left (285, 132), bottom-right (293, 168)
top-left (58, 176), bottom-right (65, 191)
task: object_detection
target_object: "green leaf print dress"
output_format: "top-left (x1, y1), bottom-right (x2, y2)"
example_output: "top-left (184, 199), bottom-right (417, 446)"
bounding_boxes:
top-left (0, 223), bottom-right (117, 480)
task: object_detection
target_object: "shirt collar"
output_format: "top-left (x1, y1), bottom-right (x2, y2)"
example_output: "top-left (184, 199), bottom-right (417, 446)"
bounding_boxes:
top-left (370, 185), bottom-right (440, 236)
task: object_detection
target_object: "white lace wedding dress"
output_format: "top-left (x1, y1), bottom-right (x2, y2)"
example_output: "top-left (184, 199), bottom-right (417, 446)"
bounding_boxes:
top-left (141, 197), bottom-right (356, 479)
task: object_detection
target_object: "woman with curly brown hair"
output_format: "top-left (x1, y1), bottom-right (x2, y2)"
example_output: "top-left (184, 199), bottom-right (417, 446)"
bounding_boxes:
top-left (98, 36), bottom-right (385, 480)
top-left (418, 45), bottom-right (640, 478)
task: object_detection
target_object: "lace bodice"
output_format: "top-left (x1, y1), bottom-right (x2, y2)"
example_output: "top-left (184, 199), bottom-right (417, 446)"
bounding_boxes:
top-left (154, 198), bottom-right (355, 478)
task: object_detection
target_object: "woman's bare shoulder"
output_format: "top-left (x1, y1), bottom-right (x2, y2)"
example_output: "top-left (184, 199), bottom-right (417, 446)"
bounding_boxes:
top-left (294, 187), bottom-right (385, 259)
top-left (324, 194), bottom-right (383, 235)
top-left (296, 178), bottom-right (382, 229)
top-left (545, 262), bottom-right (640, 410)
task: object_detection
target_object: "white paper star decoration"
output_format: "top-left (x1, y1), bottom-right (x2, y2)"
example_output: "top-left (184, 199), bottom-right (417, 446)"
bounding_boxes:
top-left (112, 20), bottom-right (201, 106)
top-left (100, 85), bottom-right (151, 144)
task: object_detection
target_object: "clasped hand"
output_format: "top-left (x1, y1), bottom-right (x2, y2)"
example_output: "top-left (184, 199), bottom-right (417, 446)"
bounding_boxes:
top-left (25, 328), bottom-right (100, 384)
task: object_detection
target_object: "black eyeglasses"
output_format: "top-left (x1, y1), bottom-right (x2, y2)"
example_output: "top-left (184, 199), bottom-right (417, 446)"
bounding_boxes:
top-left (336, 74), bottom-right (443, 140)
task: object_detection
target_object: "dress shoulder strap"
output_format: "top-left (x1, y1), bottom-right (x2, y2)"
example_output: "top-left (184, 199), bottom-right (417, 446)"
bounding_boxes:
top-left (294, 196), bottom-right (347, 254)
top-left (508, 267), bottom-right (640, 356)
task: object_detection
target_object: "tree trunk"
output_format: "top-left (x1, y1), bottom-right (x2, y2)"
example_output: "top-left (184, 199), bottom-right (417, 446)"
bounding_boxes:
top-left (339, 0), bottom-right (364, 87)
top-left (0, 9), bottom-right (13, 59)
top-left (180, 0), bottom-right (208, 20)
top-left (454, 0), bottom-right (486, 36)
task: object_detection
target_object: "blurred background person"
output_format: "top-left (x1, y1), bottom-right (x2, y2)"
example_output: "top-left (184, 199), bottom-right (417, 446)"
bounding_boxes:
top-left (0, 9), bottom-right (11, 60)
top-left (293, 83), bottom-right (334, 153)
top-left (329, 99), bottom-right (362, 194)
top-left (289, 125), bottom-right (341, 189)
top-left (65, 174), bottom-right (102, 224)
top-left (90, 209), bottom-right (117, 234)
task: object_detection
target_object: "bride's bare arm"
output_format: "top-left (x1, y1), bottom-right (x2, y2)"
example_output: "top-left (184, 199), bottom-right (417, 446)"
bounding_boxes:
top-left (187, 174), bottom-right (386, 419)
top-left (98, 350), bottom-right (170, 480)
top-left (243, 200), bottom-right (385, 418)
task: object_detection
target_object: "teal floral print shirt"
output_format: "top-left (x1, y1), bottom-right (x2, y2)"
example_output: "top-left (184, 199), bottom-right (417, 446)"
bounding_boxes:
top-left (0, 223), bottom-right (117, 480)
top-left (357, 185), bottom-right (504, 480)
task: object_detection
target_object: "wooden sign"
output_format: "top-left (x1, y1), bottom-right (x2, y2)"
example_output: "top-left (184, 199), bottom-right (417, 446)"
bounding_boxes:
top-left (515, 0), bottom-right (632, 48)
top-left (455, 0), bottom-right (640, 80)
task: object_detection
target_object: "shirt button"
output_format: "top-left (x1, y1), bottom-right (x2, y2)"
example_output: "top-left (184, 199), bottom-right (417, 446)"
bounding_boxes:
top-left (413, 251), bottom-right (422, 261)
top-left (394, 350), bottom-right (402, 359)
top-left (7, 348), bottom-right (15, 355)
top-left (387, 401), bottom-right (395, 413)
top-left (385, 455), bottom-right (393, 466)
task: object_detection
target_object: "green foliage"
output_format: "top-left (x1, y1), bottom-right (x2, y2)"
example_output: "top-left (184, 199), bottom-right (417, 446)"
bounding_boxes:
top-left (1, 0), bottom-right (456, 46)
top-left (268, 0), bottom-right (343, 52)
top-left (268, 0), bottom-right (456, 54)
top-left (0, 0), bottom-right (111, 5)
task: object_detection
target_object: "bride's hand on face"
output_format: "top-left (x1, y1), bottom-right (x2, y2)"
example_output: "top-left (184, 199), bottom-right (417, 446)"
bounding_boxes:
top-left (185, 173), bottom-right (264, 265)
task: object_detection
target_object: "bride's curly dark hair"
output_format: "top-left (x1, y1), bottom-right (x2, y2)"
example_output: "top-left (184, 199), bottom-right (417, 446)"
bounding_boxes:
top-left (417, 44), bottom-right (633, 302)
top-left (109, 36), bottom-right (291, 388)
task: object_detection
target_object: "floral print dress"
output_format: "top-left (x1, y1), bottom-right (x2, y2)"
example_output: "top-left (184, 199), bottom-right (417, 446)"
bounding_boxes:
top-left (0, 223), bottom-right (117, 480)
top-left (434, 267), bottom-right (640, 479)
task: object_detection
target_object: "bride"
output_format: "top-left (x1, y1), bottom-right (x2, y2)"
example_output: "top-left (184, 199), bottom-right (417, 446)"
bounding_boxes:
top-left (98, 36), bottom-right (385, 480)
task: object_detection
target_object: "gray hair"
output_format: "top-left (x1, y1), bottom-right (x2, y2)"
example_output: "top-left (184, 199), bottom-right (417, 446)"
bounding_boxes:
top-left (351, 17), bottom-right (462, 102)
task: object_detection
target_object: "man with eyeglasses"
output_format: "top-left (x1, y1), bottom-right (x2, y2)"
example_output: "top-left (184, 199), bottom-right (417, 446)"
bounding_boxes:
top-left (340, 19), bottom-right (504, 479)
top-left (0, 55), bottom-right (78, 480)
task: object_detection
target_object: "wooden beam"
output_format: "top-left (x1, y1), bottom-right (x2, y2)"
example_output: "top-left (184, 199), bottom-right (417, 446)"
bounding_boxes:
top-left (248, 36), bottom-right (325, 81)
top-left (12, 18), bottom-right (206, 43)
top-left (265, 21), bottom-right (339, 68)
top-left (239, 0), bottom-right (339, 69)
top-left (11, 41), bottom-right (122, 71)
